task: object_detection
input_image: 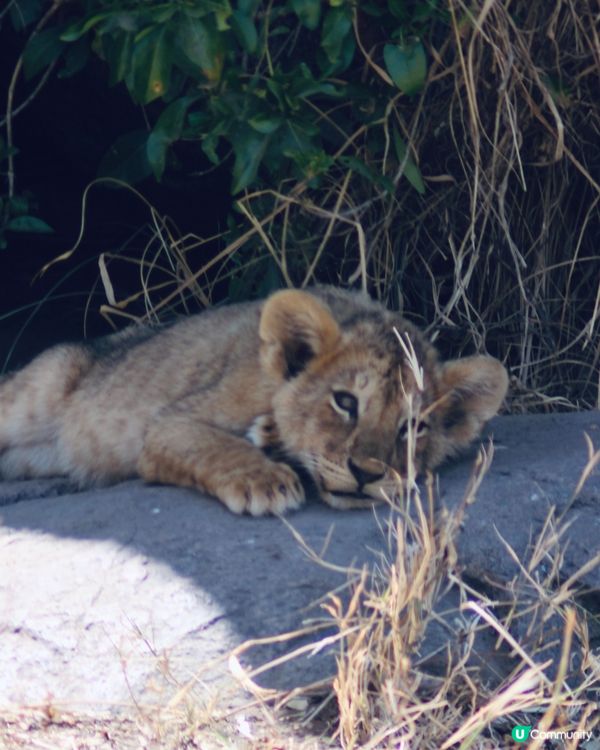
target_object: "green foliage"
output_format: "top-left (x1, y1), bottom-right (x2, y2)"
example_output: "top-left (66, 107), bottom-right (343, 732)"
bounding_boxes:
top-left (5, 0), bottom-right (599, 410)
top-left (0, 137), bottom-right (54, 250)
top-left (10, 0), bottom-right (438, 197)
top-left (384, 40), bottom-right (427, 95)
top-left (392, 128), bottom-right (425, 193)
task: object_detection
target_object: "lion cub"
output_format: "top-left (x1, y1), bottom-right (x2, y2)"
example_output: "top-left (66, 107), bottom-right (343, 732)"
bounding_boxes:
top-left (0, 287), bottom-right (507, 515)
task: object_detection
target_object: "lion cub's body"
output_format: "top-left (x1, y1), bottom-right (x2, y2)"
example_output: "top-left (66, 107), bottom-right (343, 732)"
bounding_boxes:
top-left (0, 287), bottom-right (508, 514)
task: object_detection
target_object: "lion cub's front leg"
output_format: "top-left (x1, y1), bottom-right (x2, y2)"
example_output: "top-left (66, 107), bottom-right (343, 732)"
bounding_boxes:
top-left (138, 411), bottom-right (304, 515)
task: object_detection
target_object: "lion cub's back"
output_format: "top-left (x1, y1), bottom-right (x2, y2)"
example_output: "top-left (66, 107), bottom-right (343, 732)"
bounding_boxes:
top-left (86, 299), bottom-right (263, 400)
top-left (58, 300), bottom-right (264, 482)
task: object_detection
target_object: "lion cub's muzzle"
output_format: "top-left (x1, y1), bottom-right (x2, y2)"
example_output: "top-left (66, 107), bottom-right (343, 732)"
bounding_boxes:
top-left (347, 457), bottom-right (386, 488)
top-left (321, 456), bottom-right (390, 510)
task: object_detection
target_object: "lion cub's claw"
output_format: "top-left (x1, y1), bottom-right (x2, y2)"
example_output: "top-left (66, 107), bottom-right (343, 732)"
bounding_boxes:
top-left (219, 461), bottom-right (304, 516)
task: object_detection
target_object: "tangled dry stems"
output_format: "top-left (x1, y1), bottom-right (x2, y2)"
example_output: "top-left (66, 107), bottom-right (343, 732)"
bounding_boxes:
top-left (219, 437), bottom-right (599, 750)
top-left (79, 0), bottom-right (600, 414)
top-left (4, 439), bottom-right (597, 750)
top-left (22, 6), bottom-right (599, 742)
top-left (207, 363), bottom-right (599, 749)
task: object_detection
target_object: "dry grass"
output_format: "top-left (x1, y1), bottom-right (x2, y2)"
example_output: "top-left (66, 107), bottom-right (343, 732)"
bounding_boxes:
top-left (3, 441), bottom-right (598, 750)
top-left (0, 370), bottom-right (597, 750)
top-left (210, 352), bottom-right (599, 749)
top-left (59, 0), bottom-right (600, 414)
top-left (225, 439), bottom-right (600, 749)
top-left (12, 1), bottom-right (598, 746)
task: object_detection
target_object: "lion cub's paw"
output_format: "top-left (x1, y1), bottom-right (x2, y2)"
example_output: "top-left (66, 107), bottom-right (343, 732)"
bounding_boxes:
top-left (218, 461), bottom-right (304, 516)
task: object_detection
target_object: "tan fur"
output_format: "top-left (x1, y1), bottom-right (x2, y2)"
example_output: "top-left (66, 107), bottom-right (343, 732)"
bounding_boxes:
top-left (0, 288), bottom-right (508, 515)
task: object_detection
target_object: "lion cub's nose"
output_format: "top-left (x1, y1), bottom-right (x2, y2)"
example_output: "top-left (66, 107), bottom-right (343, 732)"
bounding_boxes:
top-left (347, 457), bottom-right (385, 487)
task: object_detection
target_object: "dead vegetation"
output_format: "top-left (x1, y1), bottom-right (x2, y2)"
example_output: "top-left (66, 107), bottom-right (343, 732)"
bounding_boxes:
top-left (3, 440), bottom-right (598, 749)
top-left (107, 370), bottom-right (597, 750)
top-left (215, 404), bottom-right (599, 749)
top-left (57, 3), bottom-right (600, 740)
top-left (56, 0), bottom-right (600, 415)
top-left (3, 1), bottom-right (599, 747)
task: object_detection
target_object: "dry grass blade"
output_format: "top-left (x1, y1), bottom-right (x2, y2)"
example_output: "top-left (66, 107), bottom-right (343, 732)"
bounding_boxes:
top-left (222, 432), bottom-right (598, 749)
top-left (29, 1), bottom-right (599, 412)
top-left (440, 667), bottom-right (544, 750)
top-left (570, 433), bottom-right (600, 502)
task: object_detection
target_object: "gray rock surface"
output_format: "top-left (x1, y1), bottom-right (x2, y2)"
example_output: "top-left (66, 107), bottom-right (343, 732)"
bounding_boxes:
top-left (0, 412), bottom-right (598, 715)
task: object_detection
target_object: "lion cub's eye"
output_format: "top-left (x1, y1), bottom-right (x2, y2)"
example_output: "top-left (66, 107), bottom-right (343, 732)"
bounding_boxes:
top-left (331, 390), bottom-right (358, 420)
top-left (398, 416), bottom-right (429, 441)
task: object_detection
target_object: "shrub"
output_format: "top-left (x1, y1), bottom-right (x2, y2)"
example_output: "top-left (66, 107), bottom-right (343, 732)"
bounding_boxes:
top-left (4, 0), bottom-right (599, 408)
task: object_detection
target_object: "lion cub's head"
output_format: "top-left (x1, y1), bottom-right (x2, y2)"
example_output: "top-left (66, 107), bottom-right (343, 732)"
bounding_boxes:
top-left (256, 289), bottom-right (508, 509)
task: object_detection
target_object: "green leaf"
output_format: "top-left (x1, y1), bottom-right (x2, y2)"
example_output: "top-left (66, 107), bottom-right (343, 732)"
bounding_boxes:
top-left (201, 131), bottom-right (222, 165)
top-left (291, 0), bottom-right (321, 30)
top-left (23, 28), bottom-right (65, 80)
top-left (231, 129), bottom-right (269, 193)
top-left (269, 23), bottom-right (292, 37)
top-left (128, 26), bottom-right (172, 104)
top-left (9, 0), bottom-right (44, 31)
top-left (248, 114), bottom-right (283, 134)
top-left (291, 64), bottom-right (342, 98)
top-left (237, 0), bottom-right (261, 14)
top-left (9, 195), bottom-right (30, 215)
top-left (58, 38), bottom-right (90, 78)
top-left (290, 149), bottom-right (334, 182)
top-left (384, 41), bottom-right (427, 95)
top-left (176, 16), bottom-right (224, 84)
top-left (187, 109), bottom-right (213, 133)
top-left (148, 5), bottom-right (178, 24)
top-left (101, 32), bottom-right (133, 86)
top-left (293, 79), bottom-right (340, 98)
top-left (414, 0), bottom-right (441, 23)
top-left (256, 257), bottom-right (283, 297)
top-left (392, 128), bottom-right (426, 194)
top-left (61, 12), bottom-right (114, 42)
top-left (387, 0), bottom-right (408, 21)
top-left (214, 0), bottom-right (233, 31)
top-left (231, 9), bottom-right (258, 53)
top-left (321, 7), bottom-right (352, 64)
top-left (280, 120), bottom-right (318, 158)
top-left (98, 130), bottom-right (153, 184)
top-left (338, 156), bottom-right (394, 193)
top-left (147, 96), bottom-right (200, 180)
top-left (542, 73), bottom-right (571, 108)
top-left (6, 216), bottom-right (54, 234)
top-left (265, 78), bottom-right (285, 109)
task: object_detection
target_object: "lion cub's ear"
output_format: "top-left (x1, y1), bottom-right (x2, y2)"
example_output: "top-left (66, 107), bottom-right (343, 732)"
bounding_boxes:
top-left (259, 290), bottom-right (341, 379)
top-left (437, 356), bottom-right (508, 448)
